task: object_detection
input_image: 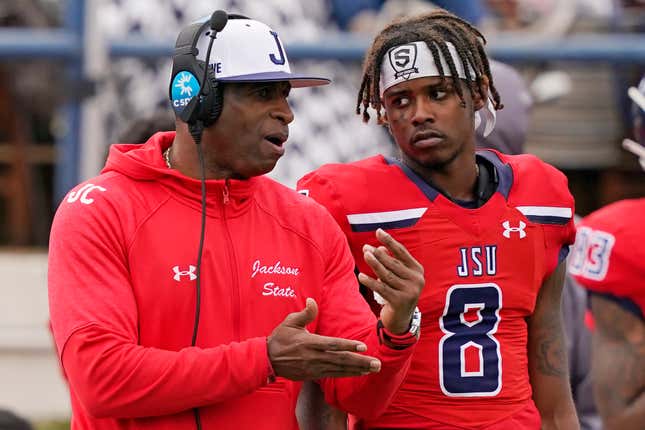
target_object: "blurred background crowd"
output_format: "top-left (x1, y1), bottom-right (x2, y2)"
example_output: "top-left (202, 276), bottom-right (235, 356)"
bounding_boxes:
top-left (0, 0), bottom-right (643, 428)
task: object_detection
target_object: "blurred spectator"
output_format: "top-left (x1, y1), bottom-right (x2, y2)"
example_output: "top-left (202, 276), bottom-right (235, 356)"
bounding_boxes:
top-left (482, 0), bottom-right (614, 36)
top-left (330, 0), bottom-right (435, 35)
top-left (329, 0), bottom-right (487, 31)
top-left (430, 0), bottom-right (488, 24)
top-left (328, 0), bottom-right (384, 30)
top-left (0, 409), bottom-right (33, 430)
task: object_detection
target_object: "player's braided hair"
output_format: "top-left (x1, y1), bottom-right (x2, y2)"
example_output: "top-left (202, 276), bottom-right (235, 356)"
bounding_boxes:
top-left (357, 9), bottom-right (503, 124)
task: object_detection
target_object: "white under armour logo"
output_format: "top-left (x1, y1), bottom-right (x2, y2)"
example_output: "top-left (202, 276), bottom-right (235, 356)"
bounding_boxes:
top-left (502, 220), bottom-right (526, 239)
top-left (172, 265), bottom-right (197, 281)
top-left (67, 183), bottom-right (106, 205)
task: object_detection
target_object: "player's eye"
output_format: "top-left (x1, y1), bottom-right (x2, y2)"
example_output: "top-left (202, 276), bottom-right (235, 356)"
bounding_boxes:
top-left (392, 96), bottom-right (411, 107)
top-left (430, 89), bottom-right (448, 100)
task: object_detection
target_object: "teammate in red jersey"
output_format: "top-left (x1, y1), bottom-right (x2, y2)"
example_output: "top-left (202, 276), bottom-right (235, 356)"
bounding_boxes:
top-left (47, 12), bottom-right (425, 430)
top-left (297, 9), bottom-right (579, 429)
top-left (568, 77), bottom-right (645, 430)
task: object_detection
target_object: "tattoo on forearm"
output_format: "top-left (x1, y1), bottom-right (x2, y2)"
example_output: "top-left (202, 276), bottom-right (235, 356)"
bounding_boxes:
top-left (534, 313), bottom-right (568, 378)
top-left (531, 264), bottom-right (569, 379)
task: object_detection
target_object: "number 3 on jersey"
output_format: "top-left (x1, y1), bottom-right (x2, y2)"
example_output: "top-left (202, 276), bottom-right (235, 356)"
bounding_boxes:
top-left (439, 283), bottom-right (502, 397)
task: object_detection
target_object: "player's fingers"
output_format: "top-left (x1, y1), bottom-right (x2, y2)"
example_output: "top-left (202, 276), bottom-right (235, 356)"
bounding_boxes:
top-left (375, 228), bottom-right (424, 273)
top-left (363, 246), bottom-right (407, 288)
top-left (371, 244), bottom-right (416, 281)
top-left (358, 271), bottom-right (397, 304)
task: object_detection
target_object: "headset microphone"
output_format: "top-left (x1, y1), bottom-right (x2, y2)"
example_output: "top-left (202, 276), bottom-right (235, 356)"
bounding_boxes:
top-left (189, 10), bottom-right (228, 140)
top-left (210, 9), bottom-right (229, 32)
top-left (197, 10), bottom-right (228, 112)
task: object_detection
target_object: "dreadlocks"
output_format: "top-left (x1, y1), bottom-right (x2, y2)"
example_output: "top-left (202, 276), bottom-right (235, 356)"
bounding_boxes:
top-left (357, 9), bottom-right (503, 124)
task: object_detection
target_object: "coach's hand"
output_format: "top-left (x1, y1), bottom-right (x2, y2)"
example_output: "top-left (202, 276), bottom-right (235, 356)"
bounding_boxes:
top-left (359, 228), bottom-right (424, 334)
top-left (267, 298), bottom-right (381, 380)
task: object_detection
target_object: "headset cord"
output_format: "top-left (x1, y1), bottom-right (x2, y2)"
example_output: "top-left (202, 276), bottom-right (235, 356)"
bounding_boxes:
top-left (189, 121), bottom-right (207, 430)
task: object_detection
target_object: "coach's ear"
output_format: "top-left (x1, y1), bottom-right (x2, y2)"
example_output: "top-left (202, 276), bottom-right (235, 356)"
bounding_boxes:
top-left (473, 75), bottom-right (490, 111)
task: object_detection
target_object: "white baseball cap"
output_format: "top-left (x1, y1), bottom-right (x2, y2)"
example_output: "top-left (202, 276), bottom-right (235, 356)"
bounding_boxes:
top-left (193, 16), bottom-right (330, 88)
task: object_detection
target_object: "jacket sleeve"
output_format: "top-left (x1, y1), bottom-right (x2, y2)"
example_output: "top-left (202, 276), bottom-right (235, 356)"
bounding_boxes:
top-left (307, 191), bottom-right (415, 420)
top-left (48, 185), bottom-right (272, 419)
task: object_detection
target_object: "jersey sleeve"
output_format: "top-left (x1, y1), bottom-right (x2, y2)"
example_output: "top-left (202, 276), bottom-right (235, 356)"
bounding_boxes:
top-left (297, 168), bottom-right (355, 239)
top-left (567, 200), bottom-right (645, 319)
top-left (306, 190), bottom-right (416, 420)
top-left (510, 154), bottom-right (576, 278)
top-left (48, 182), bottom-right (271, 418)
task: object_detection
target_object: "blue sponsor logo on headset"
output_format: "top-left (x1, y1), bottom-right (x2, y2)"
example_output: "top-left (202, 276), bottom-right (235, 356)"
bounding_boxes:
top-left (171, 71), bottom-right (201, 112)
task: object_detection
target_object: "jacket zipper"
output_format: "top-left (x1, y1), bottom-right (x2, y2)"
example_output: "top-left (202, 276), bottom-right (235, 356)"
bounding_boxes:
top-left (221, 180), bottom-right (240, 341)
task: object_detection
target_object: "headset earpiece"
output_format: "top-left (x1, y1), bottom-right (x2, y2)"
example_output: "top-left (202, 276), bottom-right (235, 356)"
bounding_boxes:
top-left (169, 12), bottom-right (242, 128)
top-left (203, 71), bottom-right (224, 127)
top-left (169, 20), bottom-right (212, 125)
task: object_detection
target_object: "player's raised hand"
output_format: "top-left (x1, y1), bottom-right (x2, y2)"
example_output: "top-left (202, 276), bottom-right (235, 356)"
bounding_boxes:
top-left (267, 298), bottom-right (382, 380)
top-left (359, 228), bottom-right (424, 334)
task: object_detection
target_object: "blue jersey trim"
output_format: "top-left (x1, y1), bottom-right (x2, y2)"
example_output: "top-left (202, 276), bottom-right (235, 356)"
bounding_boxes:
top-left (525, 215), bottom-right (572, 225)
top-left (385, 157), bottom-right (441, 201)
top-left (350, 218), bottom-right (422, 232)
top-left (385, 151), bottom-right (514, 203)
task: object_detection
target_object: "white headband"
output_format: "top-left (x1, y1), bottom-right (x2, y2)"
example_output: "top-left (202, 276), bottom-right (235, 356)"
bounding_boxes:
top-left (379, 41), bottom-right (496, 137)
top-left (380, 41), bottom-right (475, 95)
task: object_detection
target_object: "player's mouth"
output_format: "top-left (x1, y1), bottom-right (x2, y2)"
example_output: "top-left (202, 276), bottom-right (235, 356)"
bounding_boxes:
top-left (412, 129), bottom-right (445, 148)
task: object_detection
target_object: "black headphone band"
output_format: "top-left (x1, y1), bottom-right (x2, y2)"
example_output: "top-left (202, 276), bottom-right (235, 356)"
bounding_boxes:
top-left (174, 22), bottom-right (208, 54)
top-left (170, 13), bottom-right (254, 126)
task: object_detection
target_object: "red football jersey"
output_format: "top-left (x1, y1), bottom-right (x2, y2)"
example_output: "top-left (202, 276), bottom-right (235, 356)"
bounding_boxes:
top-left (298, 150), bottom-right (576, 429)
top-left (569, 198), bottom-right (645, 319)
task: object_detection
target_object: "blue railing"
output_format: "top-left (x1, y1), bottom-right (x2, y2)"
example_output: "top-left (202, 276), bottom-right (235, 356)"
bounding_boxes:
top-left (0, 0), bottom-right (644, 203)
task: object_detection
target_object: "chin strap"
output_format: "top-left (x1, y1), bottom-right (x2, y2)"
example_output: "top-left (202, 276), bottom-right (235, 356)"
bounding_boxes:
top-left (474, 93), bottom-right (497, 137)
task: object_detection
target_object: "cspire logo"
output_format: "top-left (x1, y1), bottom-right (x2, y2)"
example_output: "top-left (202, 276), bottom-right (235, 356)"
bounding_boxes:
top-left (171, 71), bottom-right (200, 112)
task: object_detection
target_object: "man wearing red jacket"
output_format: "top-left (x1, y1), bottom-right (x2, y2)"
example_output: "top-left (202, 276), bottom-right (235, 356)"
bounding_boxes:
top-left (47, 12), bottom-right (424, 430)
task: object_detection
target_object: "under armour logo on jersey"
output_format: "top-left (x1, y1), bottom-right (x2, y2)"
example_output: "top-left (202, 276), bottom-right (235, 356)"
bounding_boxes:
top-left (66, 183), bottom-right (106, 205)
top-left (502, 220), bottom-right (526, 239)
top-left (172, 265), bottom-right (197, 281)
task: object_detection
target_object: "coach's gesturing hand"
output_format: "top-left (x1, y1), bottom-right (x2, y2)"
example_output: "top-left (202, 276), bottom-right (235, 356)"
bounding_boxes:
top-left (359, 228), bottom-right (425, 335)
top-left (267, 298), bottom-right (381, 381)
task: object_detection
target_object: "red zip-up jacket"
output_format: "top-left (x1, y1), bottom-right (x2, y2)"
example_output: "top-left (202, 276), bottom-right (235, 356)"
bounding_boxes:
top-left (48, 132), bottom-right (416, 429)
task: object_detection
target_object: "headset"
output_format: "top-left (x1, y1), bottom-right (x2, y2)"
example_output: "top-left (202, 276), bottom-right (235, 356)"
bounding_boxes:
top-left (169, 11), bottom-right (250, 129)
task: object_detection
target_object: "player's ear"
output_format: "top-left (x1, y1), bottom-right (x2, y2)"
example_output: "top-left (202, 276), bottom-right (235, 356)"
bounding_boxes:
top-left (380, 110), bottom-right (390, 131)
top-left (473, 75), bottom-right (489, 111)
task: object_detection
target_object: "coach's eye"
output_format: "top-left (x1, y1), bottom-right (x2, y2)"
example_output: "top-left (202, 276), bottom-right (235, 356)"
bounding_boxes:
top-left (258, 87), bottom-right (270, 98)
